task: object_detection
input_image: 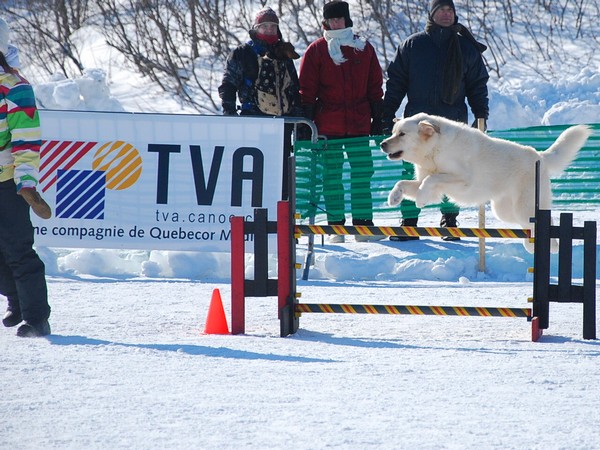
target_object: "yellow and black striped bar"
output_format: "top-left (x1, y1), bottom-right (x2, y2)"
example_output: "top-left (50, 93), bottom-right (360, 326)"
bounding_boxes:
top-left (296, 303), bottom-right (532, 318)
top-left (295, 224), bottom-right (530, 239)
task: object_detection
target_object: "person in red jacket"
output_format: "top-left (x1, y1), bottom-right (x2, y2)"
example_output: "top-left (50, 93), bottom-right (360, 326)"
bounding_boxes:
top-left (299, 1), bottom-right (384, 243)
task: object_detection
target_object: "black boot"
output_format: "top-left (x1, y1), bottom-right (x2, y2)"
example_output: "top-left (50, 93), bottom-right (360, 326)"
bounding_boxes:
top-left (2, 308), bottom-right (22, 327)
top-left (441, 213), bottom-right (461, 241)
top-left (390, 218), bottom-right (420, 241)
top-left (16, 319), bottom-right (51, 337)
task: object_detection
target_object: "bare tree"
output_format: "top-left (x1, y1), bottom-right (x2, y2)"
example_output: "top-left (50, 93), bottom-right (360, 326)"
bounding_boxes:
top-left (467, 0), bottom-right (600, 80)
top-left (2, 0), bottom-right (599, 113)
top-left (0, 0), bottom-right (93, 78)
top-left (95, 0), bottom-right (252, 113)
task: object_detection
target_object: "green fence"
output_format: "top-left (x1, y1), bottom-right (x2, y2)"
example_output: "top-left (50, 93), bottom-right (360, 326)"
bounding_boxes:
top-left (294, 124), bottom-right (600, 223)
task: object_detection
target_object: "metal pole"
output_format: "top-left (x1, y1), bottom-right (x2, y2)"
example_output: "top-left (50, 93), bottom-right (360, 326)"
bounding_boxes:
top-left (477, 118), bottom-right (486, 273)
top-left (286, 117), bottom-right (321, 281)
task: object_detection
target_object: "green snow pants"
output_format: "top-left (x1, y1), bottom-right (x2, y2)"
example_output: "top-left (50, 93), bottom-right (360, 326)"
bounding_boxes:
top-left (322, 141), bottom-right (375, 224)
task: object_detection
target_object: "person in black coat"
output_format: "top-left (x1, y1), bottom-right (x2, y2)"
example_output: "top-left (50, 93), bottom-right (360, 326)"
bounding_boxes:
top-left (382, 0), bottom-right (489, 241)
top-left (218, 6), bottom-right (302, 199)
top-left (218, 7), bottom-right (301, 118)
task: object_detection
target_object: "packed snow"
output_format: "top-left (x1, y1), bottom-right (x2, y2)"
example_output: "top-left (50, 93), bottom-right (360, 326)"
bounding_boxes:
top-left (2, 14), bottom-right (600, 450)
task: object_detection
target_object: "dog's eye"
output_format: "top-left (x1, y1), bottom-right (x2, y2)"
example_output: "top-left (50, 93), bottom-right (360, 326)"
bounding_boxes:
top-left (398, 132), bottom-right (405, 137)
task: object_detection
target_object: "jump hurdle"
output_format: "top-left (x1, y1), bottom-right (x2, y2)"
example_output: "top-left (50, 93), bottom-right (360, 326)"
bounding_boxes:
top-left (296, 303), bottom-right (531, 318)
top-left (295, 224), bottom-right (530, 240)
top-left (533, 209), bottom-right (597, 339)
top-left (230, 200), bottom-right (596, 341)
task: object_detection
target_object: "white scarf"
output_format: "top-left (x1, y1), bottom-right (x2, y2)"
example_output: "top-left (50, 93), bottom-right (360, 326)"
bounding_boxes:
top-left (323, 28), bottom-right (366, 65)
top-left (6, 44), bottom-right (20, 68)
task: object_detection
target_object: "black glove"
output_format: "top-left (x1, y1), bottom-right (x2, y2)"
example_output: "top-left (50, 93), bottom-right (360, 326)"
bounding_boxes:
top-left (370, 100), bottom-right (383, 136)
top-left (381, 116), bottom-right (394, 136)
top-left (381, 102), bottom-right (399, 135)
top-left (295, 126), bottom-right (312, 142)
top-left (370, 120), bottom-right (383, 136)
top-left (222, 101), bottom-right (238, 116)
top-left (290, 105), bottom-right (304, 117)
top-left (302, 104), bottom-right (315, 121)
top-left (296, 104), bottom-right (316, 141)
top-left (471, 118), bottom-right (487, 131)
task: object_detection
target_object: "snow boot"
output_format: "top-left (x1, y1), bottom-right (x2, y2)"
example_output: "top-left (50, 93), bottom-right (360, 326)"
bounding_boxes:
top-left (2, 307), bottom-right (22, 327)
top-left (390, 218), bottom-right (419, 241)
top-left (441, 213), bottom-right (461, 241)
top-left (16, 319), bottom-right (51, 337)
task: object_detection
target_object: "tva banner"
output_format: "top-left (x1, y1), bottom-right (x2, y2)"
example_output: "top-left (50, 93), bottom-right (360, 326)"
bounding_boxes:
top-left (32, 110), bottom-right (284, 252)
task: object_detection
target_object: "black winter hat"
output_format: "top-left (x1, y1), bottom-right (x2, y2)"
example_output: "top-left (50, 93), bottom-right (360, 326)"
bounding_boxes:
top-left (429, 0), bottom-right (455, 15)
top-left (323, 1), bottom-right (353, 28)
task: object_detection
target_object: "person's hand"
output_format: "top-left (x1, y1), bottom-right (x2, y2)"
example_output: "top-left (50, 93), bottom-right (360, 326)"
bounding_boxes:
top-left (302, 104), bottom-right (315, 121)
top-left (222, 101), bottom-right (238, 116)
top-left (370, 119), bottom-right (383, 136)
top-left (18, 188), bottom-right (52, 219)
top-left (370, 101), bottom-right (384, 136)
top-left (381, 117), bottom-right (394, 136)
top-left (296, 104), bottom-right (316, 141)
top-left (295, 125), bottom-right (312, 142)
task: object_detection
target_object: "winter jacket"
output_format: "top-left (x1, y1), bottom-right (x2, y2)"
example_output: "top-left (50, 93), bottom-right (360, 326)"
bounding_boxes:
top-left (218, 34), bottom-right (302, 117)
top-left (383, 26), bottom-right (489, 128)
top-left (0, 72), bottom-right (41, 191)
top-left (299, 37), bottom-right (384, 137)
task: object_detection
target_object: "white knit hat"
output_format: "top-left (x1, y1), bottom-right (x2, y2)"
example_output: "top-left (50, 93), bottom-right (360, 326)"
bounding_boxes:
top-left (0, 18), bottom-right (9, 55)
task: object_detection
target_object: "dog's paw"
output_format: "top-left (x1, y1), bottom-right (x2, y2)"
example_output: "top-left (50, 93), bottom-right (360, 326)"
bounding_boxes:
top-left (523, 239), bottom-right (535, 254)
top-left (524, 237), bottom-right (558, 254)
top-left (388, 183), bottom-right (404, 207)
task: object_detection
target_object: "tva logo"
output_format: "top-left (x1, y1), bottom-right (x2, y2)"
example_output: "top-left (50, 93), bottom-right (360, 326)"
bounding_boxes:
top-left (40, 140), bottom-right (142, 219)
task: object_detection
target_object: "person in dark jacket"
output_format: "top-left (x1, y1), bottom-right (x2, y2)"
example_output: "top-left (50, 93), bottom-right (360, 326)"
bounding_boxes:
top-left (218, 6), bottom-right (302, 199)
top-left (382, 0), bottom-right (489, 241)
top-left (299, 1), bottom-right (384, 243)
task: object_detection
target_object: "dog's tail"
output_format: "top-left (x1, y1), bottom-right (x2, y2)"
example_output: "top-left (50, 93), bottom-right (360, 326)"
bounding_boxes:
top-left (541, 125), bottom-right (592, 175)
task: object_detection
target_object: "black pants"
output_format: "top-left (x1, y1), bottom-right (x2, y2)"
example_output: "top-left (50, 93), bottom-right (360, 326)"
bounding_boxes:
top-left (0, 180), bottom-right (49, 322)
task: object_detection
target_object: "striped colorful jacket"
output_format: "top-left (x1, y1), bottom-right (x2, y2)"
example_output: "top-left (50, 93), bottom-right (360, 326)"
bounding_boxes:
top-left (0, 72), bottom-right (41, 190)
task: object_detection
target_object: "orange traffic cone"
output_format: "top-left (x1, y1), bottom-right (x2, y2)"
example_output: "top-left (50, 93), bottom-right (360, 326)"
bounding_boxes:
top-left (203, 288), bottom-right (230, 334)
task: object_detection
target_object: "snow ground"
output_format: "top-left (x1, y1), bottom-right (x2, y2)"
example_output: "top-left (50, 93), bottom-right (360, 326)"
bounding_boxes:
top-left (2, 206), bottom-right (599, 449)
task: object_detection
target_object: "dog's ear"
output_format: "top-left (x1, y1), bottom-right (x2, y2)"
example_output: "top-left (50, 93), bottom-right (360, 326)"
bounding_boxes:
top-left (284, 43), bottom-right (301, 60)
top-left (418, 120), bottom-right (440, 139)
top-left (274, 41), bottom-right (300, 60)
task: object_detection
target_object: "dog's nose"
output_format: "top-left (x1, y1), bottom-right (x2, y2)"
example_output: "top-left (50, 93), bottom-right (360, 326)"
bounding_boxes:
top-left (380, 141), bottom-right (388, 152)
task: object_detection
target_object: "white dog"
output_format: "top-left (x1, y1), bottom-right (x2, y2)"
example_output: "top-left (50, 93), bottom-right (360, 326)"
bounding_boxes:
top-left (380, 113), bottom-right (592, 251)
